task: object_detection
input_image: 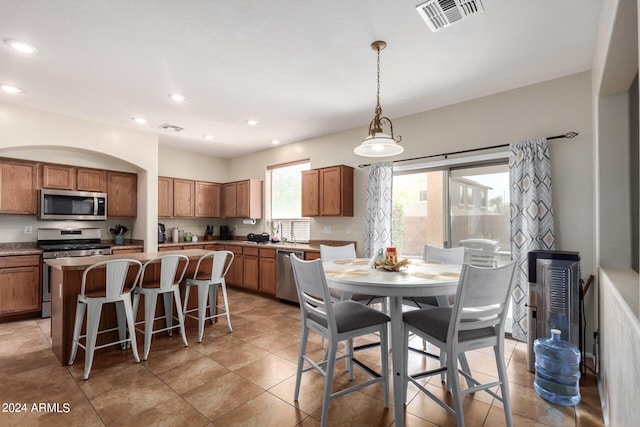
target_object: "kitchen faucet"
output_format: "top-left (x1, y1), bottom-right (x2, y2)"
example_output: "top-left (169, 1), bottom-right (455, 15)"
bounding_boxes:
top-left (290, 222), bottom-right (296, 244)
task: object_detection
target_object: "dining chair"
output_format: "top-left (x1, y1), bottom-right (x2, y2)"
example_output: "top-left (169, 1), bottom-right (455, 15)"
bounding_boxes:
top-left (290, 254), bottom-right (390, 427)
top-left (403, 262), bottom-right (517, 427)
top-left (69, 258), bottom-right (143, 380)
top-left (183, 250), bottom-right (234, 342)
top-left (132, 254), bottom-right (189, 360)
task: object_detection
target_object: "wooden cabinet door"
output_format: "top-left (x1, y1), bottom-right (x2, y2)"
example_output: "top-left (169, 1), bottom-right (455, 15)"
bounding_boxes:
top-left (0, 160), bottom-right (38, 215)
top-left (319, 165), bottom-right (353, 216)
top-left (243, 254), bottom-right (259, 290)
top-left (41, 164), bottom-right (76, 190)
top-left (158, 176), bottom-right (173, 218)
top-left (223, 182), bottom-right (237, 218)
top-left (0, 265), bottom-right (40, 315)
top-left (305, 251), bottom-right (321, 261)
top-left (77, 168), bottom-right (107, 192)
top-left (236, 179), bottom-right (263, 219)
top-left (224, 246), bottom-right (243, 286)
top-left (173, 179), bottom-right (194, 217)
top-left (107, 171), bottom-right (137, 217)
top-left (301, 169), bottom-right (319, 217)
top-left (195, 181), bottom-right (221, 218)
top-left (259, 249), bottom-right (276, 295)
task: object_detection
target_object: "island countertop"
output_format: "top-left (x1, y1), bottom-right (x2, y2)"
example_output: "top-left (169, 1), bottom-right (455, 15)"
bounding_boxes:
top-left (46, 248), bottom-right (212, 270)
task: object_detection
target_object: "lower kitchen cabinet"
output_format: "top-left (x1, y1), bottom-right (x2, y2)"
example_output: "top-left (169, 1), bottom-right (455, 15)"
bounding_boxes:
top-left (224, 246), bottom-right (244, 287)
top-left (243, 247), bottom-right (259, 290)
top-left (0, 255), bottom-right (41, 319)
top-left (259, 249), bottom-right (276, 295)
top-left (305, 251), bottom-right (321, 260)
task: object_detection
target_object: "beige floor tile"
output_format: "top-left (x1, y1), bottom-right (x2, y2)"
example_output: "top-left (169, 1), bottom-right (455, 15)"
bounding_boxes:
top-left (213, 391), bottom-right (306, 427)
top-left (207, 342), bottom-right (270, 371)
top-left (234, 353), bottom-right (297, 389)
top-left (157, 356), bottom-right (228, 394)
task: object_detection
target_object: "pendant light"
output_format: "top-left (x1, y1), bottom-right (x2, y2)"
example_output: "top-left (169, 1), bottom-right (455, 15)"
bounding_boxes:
top-left (354, 40), bottom-right (404, 157)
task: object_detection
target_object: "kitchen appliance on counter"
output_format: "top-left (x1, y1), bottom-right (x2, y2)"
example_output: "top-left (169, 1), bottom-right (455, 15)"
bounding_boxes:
top-left (39, 189), bottom-right (107, 221)
top-left (247, 232), bottom-right (270, 243)
top-left (38, 228), bottom-right (112, 318)
top-left (276, 249), bottom-right (304, 303)
top-left (158, 223), bottom-right (166, 243)
top-left (220, 226), bottom-right (232, 240)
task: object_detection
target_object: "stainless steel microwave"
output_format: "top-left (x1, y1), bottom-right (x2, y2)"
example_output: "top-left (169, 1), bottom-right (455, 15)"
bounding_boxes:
top-left (39, 189), bottom-right (107, 221)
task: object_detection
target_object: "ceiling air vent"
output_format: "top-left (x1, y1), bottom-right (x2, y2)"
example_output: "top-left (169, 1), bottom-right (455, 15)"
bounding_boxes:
top-left (416, 0), bottom-right (484, 32)
top-left (159, 123), bottom-right (184, 132)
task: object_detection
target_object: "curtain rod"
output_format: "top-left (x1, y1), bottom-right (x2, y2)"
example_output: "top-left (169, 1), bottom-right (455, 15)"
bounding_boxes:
top-left (357, 131), bottom-right (579, 168)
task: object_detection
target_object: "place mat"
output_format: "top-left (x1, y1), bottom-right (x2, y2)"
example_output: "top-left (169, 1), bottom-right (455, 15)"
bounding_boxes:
top-left (332, 259), bottom-right (370, 265)
top-left (412, 260), bottom-right (442, 266)
top-left (411, 271), bottom-right (460, 280)
top-left (325, 269), bottom-right (370, 278)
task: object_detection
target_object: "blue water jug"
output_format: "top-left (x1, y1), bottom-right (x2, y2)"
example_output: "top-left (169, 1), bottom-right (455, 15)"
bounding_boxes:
top-left (533, 328), bottom-right (581, 406)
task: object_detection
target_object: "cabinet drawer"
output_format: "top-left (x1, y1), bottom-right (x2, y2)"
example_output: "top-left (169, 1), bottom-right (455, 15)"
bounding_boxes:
top-left (305, 251), bottom-right (321, 261)
top-left (244, 247), bottom-right (259, 257)
top-left (0, 255), bottom-right (40, 268)
top-left (259, 248), bottom-right (276, 258)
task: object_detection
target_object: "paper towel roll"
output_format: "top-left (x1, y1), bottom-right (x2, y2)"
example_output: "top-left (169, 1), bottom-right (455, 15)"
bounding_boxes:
top-left (242, 219), bottom-right (256, 225)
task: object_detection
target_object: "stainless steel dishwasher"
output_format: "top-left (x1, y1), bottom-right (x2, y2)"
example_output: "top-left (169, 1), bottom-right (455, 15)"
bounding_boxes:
top-left (276, 249), bottom-right (304, 303)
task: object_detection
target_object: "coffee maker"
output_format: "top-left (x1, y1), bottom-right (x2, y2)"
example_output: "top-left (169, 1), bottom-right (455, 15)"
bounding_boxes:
top-left (157, 223), bottom-right (166, 243)
top-left (220, 225), bottom-right (232, 240)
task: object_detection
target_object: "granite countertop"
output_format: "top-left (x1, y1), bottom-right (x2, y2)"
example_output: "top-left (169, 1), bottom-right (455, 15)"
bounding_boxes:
top-left (0, 242), bottom-right (41, 256)
top-left (158, 239), bottom-right (321, 252)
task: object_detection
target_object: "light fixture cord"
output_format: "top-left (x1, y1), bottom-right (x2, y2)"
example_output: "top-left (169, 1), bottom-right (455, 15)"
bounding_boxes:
top-left (375, 46), bottom-right (382, 116)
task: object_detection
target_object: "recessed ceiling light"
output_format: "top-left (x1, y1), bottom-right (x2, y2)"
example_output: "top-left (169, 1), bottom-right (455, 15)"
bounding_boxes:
top-left (168, 93), bottom-right (186, 102)
top-left (246, 119), bottom-right (259, 126)
top-left (271, 140), bottom-right (280, 145)
top-left (203, 135), bottom-right (215, 140)
top-left (1, 84), bottom-right (23, 94)
top-left (132, 117), bottom-right (147, 124)
top-left (4, 39), bottom-right (38, 54)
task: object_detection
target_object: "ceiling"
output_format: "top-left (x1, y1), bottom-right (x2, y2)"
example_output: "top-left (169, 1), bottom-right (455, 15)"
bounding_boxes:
top-left (0, 0), bottom-right (601, 159)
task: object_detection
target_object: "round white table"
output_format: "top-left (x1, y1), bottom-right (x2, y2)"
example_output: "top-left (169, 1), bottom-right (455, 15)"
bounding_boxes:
top-left (323, 258), bottom-right (462, 427)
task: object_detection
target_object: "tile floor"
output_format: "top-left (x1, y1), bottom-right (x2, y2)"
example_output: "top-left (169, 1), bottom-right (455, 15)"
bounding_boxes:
top-left (0, 287), bottom-right (603, 426)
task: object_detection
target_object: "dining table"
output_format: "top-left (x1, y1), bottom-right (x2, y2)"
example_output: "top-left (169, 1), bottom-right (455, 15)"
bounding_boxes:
top-left (322, 257), bottom-right (462, 427)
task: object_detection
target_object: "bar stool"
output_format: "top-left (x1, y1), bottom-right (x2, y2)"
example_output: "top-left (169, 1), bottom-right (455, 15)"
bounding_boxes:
top-left (132, 254), bottom-right (189, 360)
top-left (69, 258), bottom-right (143, 380)
top-left (183, 251), bottom-right (234, 342)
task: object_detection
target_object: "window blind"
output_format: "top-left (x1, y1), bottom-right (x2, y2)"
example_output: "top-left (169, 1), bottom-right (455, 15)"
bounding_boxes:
top-left (266, 160), bottom-right (311, 242)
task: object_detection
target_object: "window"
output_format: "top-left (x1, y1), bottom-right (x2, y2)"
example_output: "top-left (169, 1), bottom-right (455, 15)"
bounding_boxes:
top-left (265, 160), bottom-right (310, 242)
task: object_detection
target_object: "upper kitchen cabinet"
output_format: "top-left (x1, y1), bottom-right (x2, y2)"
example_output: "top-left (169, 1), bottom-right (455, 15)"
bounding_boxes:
top-left (0, 159), bottom-right (38, 215)
top-left (106, 171), bottom-right (137, 217)
top-left (41, 164), bottom-right (76, 190)
top-left (195, 181), bottom-right (222, 218)
top-left (173, 178), bottom-right (194, 217)
top-left (158, 176), bottom-right (173, 218)
top-left (76, 168), bottom-right (107, 192)
top-left (302, 165), bottom-right (353, 217)
top-left (223, 179), bottom-right (262, 218)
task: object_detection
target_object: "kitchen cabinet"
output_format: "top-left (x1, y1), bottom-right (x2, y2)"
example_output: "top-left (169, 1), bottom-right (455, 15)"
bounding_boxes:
top-left (77, 168), bottom-right (107, 192)
top-left (224, 245), bottom-right (243, 287)
top-left (0, 159), bottom-right (38, 215)
top-left (243, 246), bottom-right (259, 290)
top-left (41, 164), bottom-right (76, 190)
top-left (158, 176), bottom-right (174, 218)
top-left (223, 179), bottom-right (263, 219)
top-left (0, 255), bottom-right (40, 318)
top-left (107, 171), bottom-right (137, 217)
top-left (195, 181), bottom-right (222, 218)
top-left (305, 251), bottom-right (321, 261)
top-left (259, 248), bottom-right (276, 295)
top-left (301, 170), bottom-right (319, 217)
top-left (302, 165), bottom-right (353, 217)
top-left (173, 178), bottom-right (195, 217)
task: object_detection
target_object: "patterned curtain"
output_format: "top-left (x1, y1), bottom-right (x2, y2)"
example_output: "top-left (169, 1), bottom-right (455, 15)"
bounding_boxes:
top-left (509, 138), bottom-right (555, 342)
top-left (364, 162), bottom-right (393, 258)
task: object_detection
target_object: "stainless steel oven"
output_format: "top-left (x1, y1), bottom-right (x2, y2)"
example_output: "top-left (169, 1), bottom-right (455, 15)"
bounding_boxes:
top-left (38, 228), bottom-right (112, 318)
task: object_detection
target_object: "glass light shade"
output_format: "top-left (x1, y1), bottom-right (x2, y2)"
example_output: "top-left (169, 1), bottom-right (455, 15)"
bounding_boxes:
top-left (353, 132), bottom-right (404, 157)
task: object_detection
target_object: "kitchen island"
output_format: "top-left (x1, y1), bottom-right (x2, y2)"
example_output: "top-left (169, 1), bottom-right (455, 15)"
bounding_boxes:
top-left (46, 248), bottom-right (212, 365)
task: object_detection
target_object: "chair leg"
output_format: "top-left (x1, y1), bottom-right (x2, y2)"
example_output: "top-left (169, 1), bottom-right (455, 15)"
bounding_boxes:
top-left (220, 283), bottom-right (232, 332)
top-left (197, 283), bottom-right (209, 342)
top-left (115, 301), bottom-right (127, 350)
top-left (123, 296), bottom-right (140, 363)
top-left (380, 325), bottom-right (389, 408)
top-left (143, 292), bottom-right (158, 360)
top-left (182, 284), bottom-right (191, 317)
top-left (172, 287), bottom-right (188, 347)
top-left (320, 341), bottom-right (337, 427)
top-left (69, 300), bottom-right (86, 365)
top-left (346, 338), bottom-right (354, 380)
top-left (162, 292), bottom-right (173, 336)
top-left (294, 325), bottom-right (309, 401)
top-left (83, 301), bottom-right (103, 380)
top-left (494, 344), bottom-right (513, 427)
top-left (209, 284), bottom-right (217, 325)
top-left (448, 345), bottom-right (464, 427)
